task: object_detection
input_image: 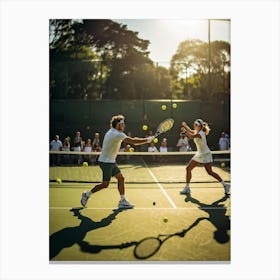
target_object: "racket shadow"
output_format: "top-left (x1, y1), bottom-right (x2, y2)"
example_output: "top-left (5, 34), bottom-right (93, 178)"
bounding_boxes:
top-left (61, 194), bottom-right (230, 260)
top-left (133, 194), bottom-right (230, 259)
top-left (133, 216), bottom-right (207, 260)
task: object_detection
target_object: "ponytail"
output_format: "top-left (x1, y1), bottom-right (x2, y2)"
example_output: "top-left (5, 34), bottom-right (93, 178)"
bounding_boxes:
top-left (202, 122), bottom-right (211, 135)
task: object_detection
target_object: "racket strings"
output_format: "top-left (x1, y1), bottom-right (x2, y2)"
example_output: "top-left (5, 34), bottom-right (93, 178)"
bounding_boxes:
top-left (158, 118), bottom-right (174, 133)
top-left (134, 238), bottom-right (161, 259)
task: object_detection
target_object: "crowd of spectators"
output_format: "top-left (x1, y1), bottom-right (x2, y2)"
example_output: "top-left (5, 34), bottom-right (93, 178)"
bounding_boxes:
top-left (50, 128), bottom-right (230, 166)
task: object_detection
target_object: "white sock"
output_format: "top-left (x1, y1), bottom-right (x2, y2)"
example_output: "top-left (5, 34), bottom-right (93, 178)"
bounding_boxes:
top-left (120, 195), bottom-right (126, 200)
top-left (221, 181), bottom-right (226, 187)
top-left (185, 184), bottom-right (189, 188)
top-left (86, 191), bottom-right (92, 197)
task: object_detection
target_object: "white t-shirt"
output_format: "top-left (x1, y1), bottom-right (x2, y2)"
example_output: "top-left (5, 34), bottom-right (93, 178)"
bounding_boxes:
top-left (177, 138), bottom-right (189, 152)
top-left (193, 130), bottom-right (211, 154)
top-left (62, 146), bottom-right (70, 152)
top-left (98, 128), bottom-right (127, 163)
top-left (50, 140), bottom-right (62, 151)
top-left (148, 146), bottom-right (158, 152)
top-left (84, 146), bottom-right (92, 153)
top-left (159, 146), bottom-right (168, 153)
top-left (219, 137), bottom-right (230, 150)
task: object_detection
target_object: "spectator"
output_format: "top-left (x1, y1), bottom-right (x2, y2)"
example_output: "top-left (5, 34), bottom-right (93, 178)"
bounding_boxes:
top-left (159, 140), bottom-right (168, 164)
top-left (92, 132), bottom-right (102, 152)
top-left (124, 144), bottom-right (131, 152)
top-left (225, 132), bottom-right (230, 147)
top-left (119, 141), bottom-right (126, 152)
top-left (73, 131), bottom-right (83, 150)
top-left (73, 131), bottom-right (83, 165)
top-left (176, 133), bottom-right (191, 152)
top-left (160, 140), bottom-right (168, 152)
top-left (62, 137), bottom-right (71, 164)
top-left (219, 132), bottom-right (230, 150)
top-left (83, 138), bottom-right (94, 165)
top-left (62, 137), bottom-right (70, 151)
top-left (120, 143), bottom-right (131, 162)
top-left (148, 142), bottom-right (158, 163)
top-left (50, 135), bottom-right (62, 166)
top-left (148, 142), bottom-right (158, 152)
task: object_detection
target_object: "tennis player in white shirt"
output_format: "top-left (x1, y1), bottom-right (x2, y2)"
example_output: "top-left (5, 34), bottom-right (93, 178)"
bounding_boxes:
top-left (180, 119), bottom-right (230, 195)
top-left (81, 115), bottom-right (154, 209)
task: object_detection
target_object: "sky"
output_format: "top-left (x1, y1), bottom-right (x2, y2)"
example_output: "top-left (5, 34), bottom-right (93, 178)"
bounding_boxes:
top-left (115, 19), bottom-right (230, 66)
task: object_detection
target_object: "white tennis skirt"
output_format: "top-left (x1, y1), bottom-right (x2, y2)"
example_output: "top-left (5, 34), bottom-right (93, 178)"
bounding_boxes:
top-left (192, 152), bottom-right (213, 163)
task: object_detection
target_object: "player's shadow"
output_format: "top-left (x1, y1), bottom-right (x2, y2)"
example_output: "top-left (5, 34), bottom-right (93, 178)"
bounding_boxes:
top-left (59, 195), bottom-right (230, 260)
top-left (184, 193), bottom-right (231, 244)
top-left (49, 207), bottom-right (125, 259)
top-left (79, 215), bottom-right (208, 259)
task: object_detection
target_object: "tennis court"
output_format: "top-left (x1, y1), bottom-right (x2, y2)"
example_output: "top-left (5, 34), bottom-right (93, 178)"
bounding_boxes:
top-left (49, 152), bottom-right (230, 262)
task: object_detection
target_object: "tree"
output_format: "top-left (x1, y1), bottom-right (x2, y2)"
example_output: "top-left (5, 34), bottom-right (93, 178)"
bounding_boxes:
top-left (170, 39), bottom-right (230, 99)
top-left (49, 19), bottom-right (152, 100)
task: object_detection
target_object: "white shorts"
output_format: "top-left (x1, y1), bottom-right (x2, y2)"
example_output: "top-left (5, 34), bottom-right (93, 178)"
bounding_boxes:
top-left (192, 152), bottom-right (213, 163)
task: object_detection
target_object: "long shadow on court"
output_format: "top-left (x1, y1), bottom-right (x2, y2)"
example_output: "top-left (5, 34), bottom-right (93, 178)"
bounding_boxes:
top-left (51, 195), bottom-right (230, 260)
top-left (184, 194), bottom-right (231, 244)
top-left (49, 207), bottom-right (126, 259)
top-left (78, 195), bottom-right (230, 260)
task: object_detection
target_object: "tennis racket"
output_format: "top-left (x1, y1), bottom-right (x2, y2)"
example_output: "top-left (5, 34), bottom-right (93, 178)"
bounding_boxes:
top-left (154, 118), bottom-right (174, 138)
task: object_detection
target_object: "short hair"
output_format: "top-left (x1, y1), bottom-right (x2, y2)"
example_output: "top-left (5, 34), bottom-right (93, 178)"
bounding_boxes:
top-left (110, 115), bottom-right (125, 128)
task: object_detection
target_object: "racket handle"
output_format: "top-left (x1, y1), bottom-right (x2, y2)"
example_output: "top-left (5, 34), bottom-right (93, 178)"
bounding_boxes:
top-left (147, 136), bottom-right (155, 143)
top-left (154, 132), bottom-right (160, 138)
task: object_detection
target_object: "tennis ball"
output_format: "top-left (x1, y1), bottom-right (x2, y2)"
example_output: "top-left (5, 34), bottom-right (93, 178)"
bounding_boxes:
top-left (221, 162), bottom-right (226, 168)
top-left (172, 103), bottom-right (177, 109)
top-left (129, 147), bottom-right (135, 152)
top-left (153, 138), bottom-right (158, 143)
top-left (161, 105), bottom-right (167, 111)
top-left (83, 161), bottom-right (88, 167)
top-left (56, 178), bottom-right (62, 184)
top-left (163, 217), bottom-right (168, 223)
top-left (142, 125), bottom-right (148, 131)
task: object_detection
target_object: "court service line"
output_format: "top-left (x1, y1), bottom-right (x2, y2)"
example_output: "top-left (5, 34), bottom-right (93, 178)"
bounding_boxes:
top-left (142, 160), bottom-right (177, 209)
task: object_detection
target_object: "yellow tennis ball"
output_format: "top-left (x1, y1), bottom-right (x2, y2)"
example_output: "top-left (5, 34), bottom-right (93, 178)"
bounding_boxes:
top-left (153, 138), bottom-right (158, 143)
top-left (56, 178), bottom-right (62, 184)
top-left (161, 105), bottom-right (167, 111)
top-left (83, 161), bottom-right (88, 167)
top-left (142, 125), bottom-right (148, 131)
top-left (172, 103), bottom-right (177, 109)
top-left (163, 217), bottom-right (168, 223)
top-left (221, 162), bottom-right (225, 168)
top-left (129, 147), bottom-right (134, 152)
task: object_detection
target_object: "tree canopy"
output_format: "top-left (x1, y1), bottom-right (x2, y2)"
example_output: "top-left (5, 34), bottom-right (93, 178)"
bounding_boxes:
top-left (50, 19), bottom-right (230, 101)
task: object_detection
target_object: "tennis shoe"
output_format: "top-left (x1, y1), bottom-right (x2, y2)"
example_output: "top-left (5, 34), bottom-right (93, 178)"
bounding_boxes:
top-left (180, 186), bottom-right (191, 195)
top-left (224, 183), bottom-right (230, 194)
top-left (81, 192), bottom-right (90, 207)
top-left (118, 198), bottom-right (134, 209)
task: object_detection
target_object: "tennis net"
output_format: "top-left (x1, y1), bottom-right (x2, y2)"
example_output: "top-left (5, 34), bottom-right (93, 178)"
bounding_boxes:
top-left (49, 150), bottom-right (230, 184)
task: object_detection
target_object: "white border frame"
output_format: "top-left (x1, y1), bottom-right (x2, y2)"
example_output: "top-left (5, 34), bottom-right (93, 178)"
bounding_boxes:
top-left (1, 0), bottom-right (279, 279)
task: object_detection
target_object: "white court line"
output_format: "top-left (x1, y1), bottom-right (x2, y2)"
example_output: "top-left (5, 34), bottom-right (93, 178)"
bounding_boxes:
top-left (49, 207), bottom-right (228, 210)
top-left (142, 160), bottom-right (177, 208)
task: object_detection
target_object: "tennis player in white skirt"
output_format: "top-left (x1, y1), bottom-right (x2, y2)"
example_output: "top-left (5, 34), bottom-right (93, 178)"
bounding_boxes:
top-left (180, 119), bottom-right (230, 195)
